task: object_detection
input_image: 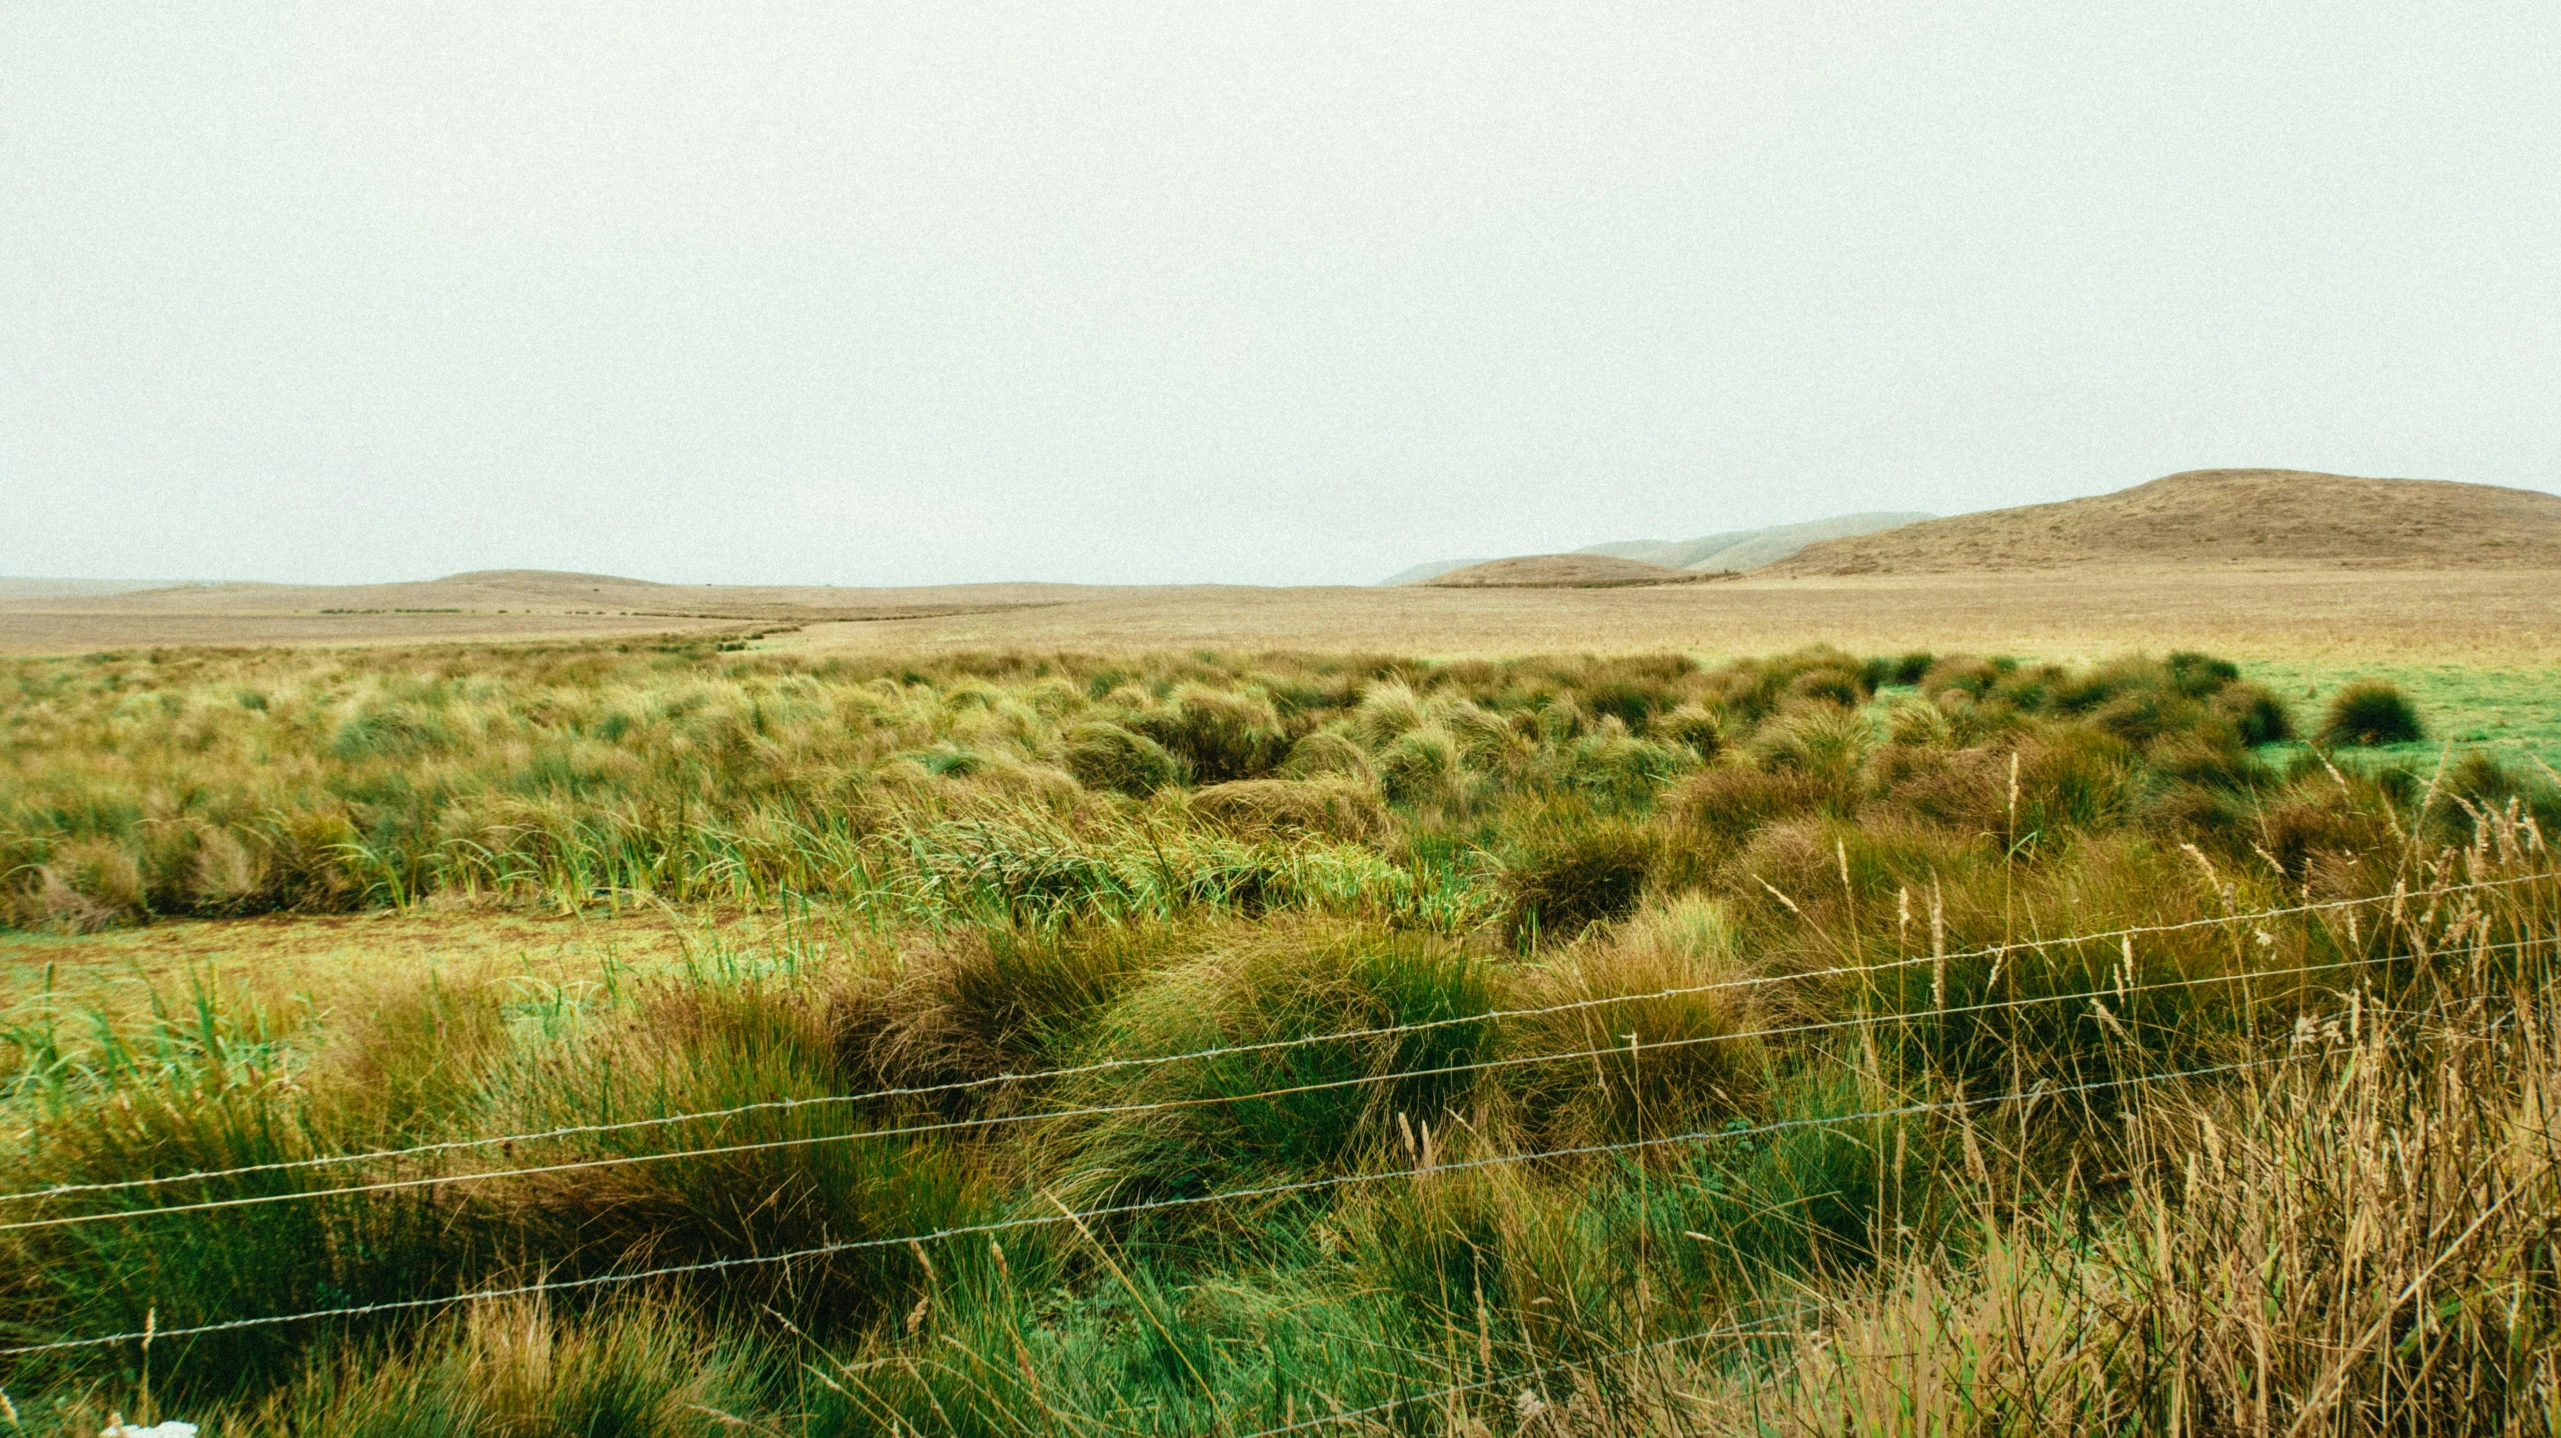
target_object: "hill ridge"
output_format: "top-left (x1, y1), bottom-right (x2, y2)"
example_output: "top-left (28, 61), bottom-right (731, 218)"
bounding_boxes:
top-left (1382, 509), bottom-right (1929, 586)
top-left (1422, 553), bottom-right (1705, 589)
top-left (1772, 469), bottom-right (2561, 575)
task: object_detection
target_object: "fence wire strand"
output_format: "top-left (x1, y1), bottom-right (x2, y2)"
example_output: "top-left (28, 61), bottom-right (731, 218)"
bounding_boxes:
top-left (7, 870), bottom-right (2540, 1208)
top-left (0, 1049), bottom-right (2338, 1358)
top-left (4, 936), bottom-right (2523, 1237)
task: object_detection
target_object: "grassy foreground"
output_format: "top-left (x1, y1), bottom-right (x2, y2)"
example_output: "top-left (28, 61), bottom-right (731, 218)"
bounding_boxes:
top-left (3, 642), bottom-right (2560, 1434)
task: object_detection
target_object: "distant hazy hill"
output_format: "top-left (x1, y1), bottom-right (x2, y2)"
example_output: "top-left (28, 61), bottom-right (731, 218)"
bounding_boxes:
top-left (2, 569), bottom-right (1120, 619)
top-left (1421, 554), bottom-right (1703, 589)
top-left (1577, 512), bottom-right (1934, 572)
top-left (1771, 470), bottom-right (2561, 575)
top-left (0, 578), bottom-right (197, 602)
top-left (1378, 556), bottom-right (1498, 587)
top-left (1380, 511), bottom-right (1929, 586)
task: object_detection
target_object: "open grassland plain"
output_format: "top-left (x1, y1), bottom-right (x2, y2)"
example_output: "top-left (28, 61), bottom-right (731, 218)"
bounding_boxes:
top-left (10, 565), bottom-right (2561, 669)
top-left (762, 568), bottom-right (2561, 668)
top-left (4, 640), bottom-right (2561, 1434)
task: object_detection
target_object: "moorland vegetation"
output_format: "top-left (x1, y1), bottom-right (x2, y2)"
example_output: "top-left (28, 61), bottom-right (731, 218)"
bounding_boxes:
top-left (2, 641), bottom-right (2559, 1434)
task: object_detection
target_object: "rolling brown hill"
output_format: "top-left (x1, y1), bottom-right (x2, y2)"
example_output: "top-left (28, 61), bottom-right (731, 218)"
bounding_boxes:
top-left (1771, 469), bottom-right (2561, 575)
top-left (1422, 554), bottom-right (1705, 588)
top-left (0, 569), bottom-right (1160, 654)
top-left (3, 569), bottom-right (1119, 619)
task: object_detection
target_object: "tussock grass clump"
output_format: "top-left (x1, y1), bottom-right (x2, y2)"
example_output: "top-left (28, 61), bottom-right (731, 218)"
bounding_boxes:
top-left (1058, 720), bottom-right (1183, 795)
top-left (1046, 920), bottom-right (1498, 1207)
top-left (1693, 984), bottom-right (2561, 1435)
top-left (1659, 767), bottom-right (1836, 856)
top-left (1749, 704), bottom-right (1877, 792)
top-left (2211, 677), bottom-right (2296, 744)
top-left (237, 1296), bottom-right (770, 1436)
top-left (834, 919), bottom-right (1172, 1099)
top-left (1501, 820), bottom-right (1657, 946)
top-left (2322, 677), bottom-right (2427, 746)
top-left (1185, 777), bottom-right (1391, 845)
top-left (1502, 896), bottom-right (1765, 1145)
top-left (1119, 684), bottom-right (1292, 783)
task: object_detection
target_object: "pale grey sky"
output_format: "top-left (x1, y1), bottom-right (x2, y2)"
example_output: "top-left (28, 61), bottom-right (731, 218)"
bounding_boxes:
top-left (6, 5), bottom-right (2557, 587)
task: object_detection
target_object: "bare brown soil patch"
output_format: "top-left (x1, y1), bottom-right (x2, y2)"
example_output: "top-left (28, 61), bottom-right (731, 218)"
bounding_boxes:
top-left (1774, 469), bottom-right (2561, 575)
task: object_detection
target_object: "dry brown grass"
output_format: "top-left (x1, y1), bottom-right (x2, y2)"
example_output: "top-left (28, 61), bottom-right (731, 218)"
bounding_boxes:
top-left (761, 566), bottom-right (2561, 667)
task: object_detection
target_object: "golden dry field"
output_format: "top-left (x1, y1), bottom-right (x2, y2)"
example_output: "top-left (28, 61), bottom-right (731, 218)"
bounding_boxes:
top-left (767, 567), bottom-right (2561, 666)
top-left (10, 565), bottom-right (2561, 668)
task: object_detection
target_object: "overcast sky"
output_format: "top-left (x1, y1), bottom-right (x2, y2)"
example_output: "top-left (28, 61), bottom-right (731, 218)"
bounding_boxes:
top-left (7, 5), bottom-right (2558, 588)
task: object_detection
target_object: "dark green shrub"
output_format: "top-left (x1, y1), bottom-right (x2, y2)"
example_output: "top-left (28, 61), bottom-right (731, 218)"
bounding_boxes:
top-left (1891, 652), bottom-right (1935, 685)
top-left (2320, 681), bottom-right (2424, 747)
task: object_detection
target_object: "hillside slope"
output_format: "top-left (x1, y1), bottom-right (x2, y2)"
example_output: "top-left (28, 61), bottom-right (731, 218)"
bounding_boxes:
top-left (1579, 511), bottom-right (1932, 571)
top-left (1377, 556), bottom-right (1495, 587)
top-left (1382, 510), bottom-right (1929, 585)
top-left (1422, 554), bottom-right (1701, 588)
top-left (1772, 469), bottom-right (2561, 575)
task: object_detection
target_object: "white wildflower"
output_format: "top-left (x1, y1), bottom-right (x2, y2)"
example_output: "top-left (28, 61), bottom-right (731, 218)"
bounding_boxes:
top-left (102, 1421), bottom-right (199, 1438)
